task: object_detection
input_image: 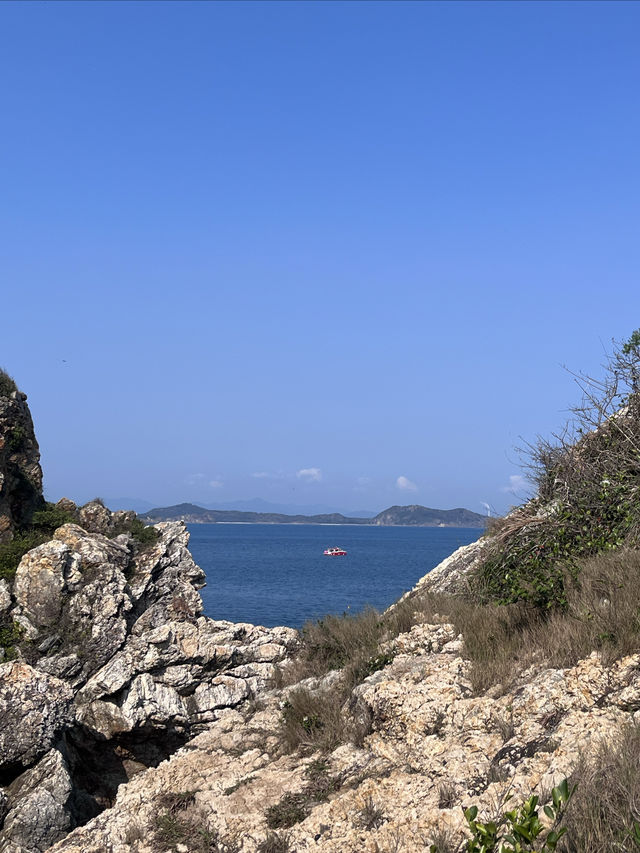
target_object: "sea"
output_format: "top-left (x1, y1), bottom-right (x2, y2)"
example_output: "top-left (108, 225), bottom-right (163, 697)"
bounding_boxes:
top-left (189, 523), bottom-right (480, 630)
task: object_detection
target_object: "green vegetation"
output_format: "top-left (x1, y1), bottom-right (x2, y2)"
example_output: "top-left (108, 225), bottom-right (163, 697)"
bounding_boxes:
top-left (256, 832), bottom-right (293, 853)
top-left (0, 501), bottom-right (76, 581)
top-left (109, 512), bottom-right (161, 547)
top-left (152, 791), bottom-right (240, 853)
top-left (0, 617), bottom-right (23, 660)
top-left (562, 722), bottom-right (640, 852)
top-left (7, 425), bottom-right (26, 452)
top-left (477, 330), bottom-right (640, 610)
top-left (0, 368), bottom-right (18, 398)
top-left (455, 780), bottom-right (573, 853)
top-left (264, 761), bottom-right (342, 829)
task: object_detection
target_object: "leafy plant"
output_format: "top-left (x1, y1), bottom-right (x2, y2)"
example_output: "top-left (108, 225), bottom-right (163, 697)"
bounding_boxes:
top-left (446, 780), bottom-right (573, 853)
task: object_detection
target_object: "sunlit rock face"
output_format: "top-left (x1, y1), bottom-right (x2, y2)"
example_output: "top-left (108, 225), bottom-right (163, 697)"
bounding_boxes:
top-left (0, 504), bottom-right (299, 853)
top-left (45, 620), bottom-right (640, 853)
top-left (0, 387), bottom-right (43, 544)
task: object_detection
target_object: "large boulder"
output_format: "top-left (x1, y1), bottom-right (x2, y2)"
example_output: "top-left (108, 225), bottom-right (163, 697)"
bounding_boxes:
top-left (0, 663), bottom-right (74, 773)
top-left (2, 747), bottom-right (74, 853)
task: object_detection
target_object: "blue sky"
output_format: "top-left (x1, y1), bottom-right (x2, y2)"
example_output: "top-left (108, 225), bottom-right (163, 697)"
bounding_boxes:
top-left (2, 0), bottom-right (639, 515)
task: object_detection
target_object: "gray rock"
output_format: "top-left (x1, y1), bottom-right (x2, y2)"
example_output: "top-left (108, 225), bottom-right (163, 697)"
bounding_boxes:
top-left (0, 580), bottom-right (11, 614)
top-left (0, 389), bottom-right (43, 544)
top-left (3, 747), bottom-right (73, 853)
top-left (0, 663), bottom-right (74, 772)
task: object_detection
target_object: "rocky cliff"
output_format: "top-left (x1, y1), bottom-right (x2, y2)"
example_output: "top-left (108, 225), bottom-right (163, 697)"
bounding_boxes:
top-left (0, 373), bottom-right (43, 543)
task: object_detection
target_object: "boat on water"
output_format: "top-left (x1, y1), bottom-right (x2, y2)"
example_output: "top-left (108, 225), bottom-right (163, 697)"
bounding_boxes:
top-left (323, 546), bottom-right (347, 556)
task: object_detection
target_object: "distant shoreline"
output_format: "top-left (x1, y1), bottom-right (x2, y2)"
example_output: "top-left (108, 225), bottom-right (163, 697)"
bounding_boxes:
top-left (141, 502), bottom-right (489, 529)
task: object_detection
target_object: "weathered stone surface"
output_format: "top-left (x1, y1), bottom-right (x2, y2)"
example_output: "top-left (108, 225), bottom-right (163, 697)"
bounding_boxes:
top-left (410, 536), bottom-right (490, 595)
top-left (0, 663), bottom-right (74, 772)
top-left (2, 747), bottom-right (74, 852)
top-left (0, 580), bottom-right (11, 614)
top-left (47, 624), bottom-right (640, 853)
top-left (13, 541), bottom-right (74, 629)
top-left (0, 389), bottom-right (43, 544)
top-left (76, 618), bottom-right (297, 737)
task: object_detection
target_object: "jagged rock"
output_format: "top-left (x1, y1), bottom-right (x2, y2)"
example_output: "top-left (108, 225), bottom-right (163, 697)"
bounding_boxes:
top-left (0, 663), bottom-right (74, 773)
top-left (76, 618), bottom-right (297, 738)
top-left (47, 625), bottom-right (639, 853)
top-left (55, 498), bottom-right (77, 516)
top-left (0, 389), bottom-right (43, 544)
top-left (0, 581), bottom-right (11, 614)
top-left (2, 747), bottom-right (74, 853)
top-left (408, 536), bottom-right (490, 596)
top-left (127, 522), bottom-right (206, 631)
top-left (11, 525), bottom-right (133, 686)
top-left (13, 541), bottom-right (75, 629)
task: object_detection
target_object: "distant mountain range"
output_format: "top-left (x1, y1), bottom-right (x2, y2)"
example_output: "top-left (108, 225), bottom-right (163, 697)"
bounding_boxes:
top-left (140, 502), bottom-right (488, 528)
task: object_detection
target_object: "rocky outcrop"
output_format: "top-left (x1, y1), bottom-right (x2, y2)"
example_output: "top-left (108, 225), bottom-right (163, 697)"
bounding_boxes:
top-left (46, 620), bottom-right (640, 853)
top-left (409, 536), bottom-right (490, 595)
top-left (0, 386), bottom-right (43, 543)
top-left (0, 507), bottom-right (298, 853)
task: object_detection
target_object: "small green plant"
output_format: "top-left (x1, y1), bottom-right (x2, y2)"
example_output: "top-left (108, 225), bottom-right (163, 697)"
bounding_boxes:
top-left (265, 763), bottom-right (342, 829)
top-left (256, 831), bottom-right (293, 853)
top-left (223, 774), bottom-right (255, 795)
top-left (0, 618), bottom-right (22, 660)
top-left (152, 791), bottom-right (240, 852)
top-left (265, 792), bottom-right (308, 829)
top-left (31, 502), bottom-right (76, 532)
top-left (354, 795), bottom-right (386, 830)
top-left (0, 501), bottom-right (78, 581)
top-left (111, 515), bottom-right (160, 547)
top-left (449, 779), bottom-right (573, 853)
top-left (7, 425), bottom-right (25, 452)
top-left (0, 369), bottom-right (18, 398)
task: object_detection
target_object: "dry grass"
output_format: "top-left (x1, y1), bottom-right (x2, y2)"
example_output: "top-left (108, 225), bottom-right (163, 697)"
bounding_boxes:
top-left (404, 547), bottom-right (640, 695)
top-left (561, 722), bottom-right (640, 852)
top-left (354, 795), bottom-right (386, 830)
top-left (256, 831), bottom-right (293, 853)
top-left (278, 546), bottom-right (640, 755)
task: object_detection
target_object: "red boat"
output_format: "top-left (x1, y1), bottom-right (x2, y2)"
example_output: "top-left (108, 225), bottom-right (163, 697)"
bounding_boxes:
top-left (323, 547), bottom-right (347, 556)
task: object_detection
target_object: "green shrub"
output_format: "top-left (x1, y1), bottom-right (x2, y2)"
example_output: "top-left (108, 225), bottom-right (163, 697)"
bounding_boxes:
top-left (7, 425), bottom-right (25, 452)
top-left (0, 618), bottom-right (22, 660)
top-left (0, 369), bottom-right (17, 398)
top-left (477, 331), bottom-right (640, 610)
top-left (0, 532), bottom-right (44, 580)
top-left (31, 503), bottom-right (76, 533)
top-left (111, 515), bottom-right (160, 547)
top-left (450, 780), bottom-right (573, 853)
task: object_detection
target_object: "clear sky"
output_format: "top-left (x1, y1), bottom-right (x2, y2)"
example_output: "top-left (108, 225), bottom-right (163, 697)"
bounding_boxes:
top-left (2, 0), bottom-right (639, 516)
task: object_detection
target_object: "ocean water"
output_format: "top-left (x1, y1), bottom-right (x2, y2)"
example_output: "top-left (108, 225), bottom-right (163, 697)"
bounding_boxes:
top-left (189, 524), bottom-right (480, 629)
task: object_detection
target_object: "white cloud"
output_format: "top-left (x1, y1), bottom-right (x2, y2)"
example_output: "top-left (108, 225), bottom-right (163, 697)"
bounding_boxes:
top-left (186, 473), bottom-right (206, 485)
top-left (297, 467), bottom-right (322, 483)
top-left (209, 479), bottom-right (223, 489)
top-left (396, 475), bottom-right (417, 492)
top-left (500, 474), bottom-right (528, 495)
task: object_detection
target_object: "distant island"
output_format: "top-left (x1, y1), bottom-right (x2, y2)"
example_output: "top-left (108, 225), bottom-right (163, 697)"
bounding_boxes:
top-left (140, 502), bottom-right (489, 528)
